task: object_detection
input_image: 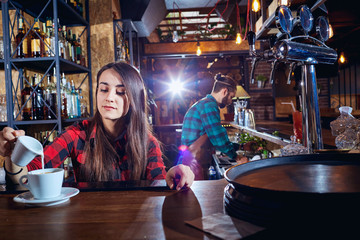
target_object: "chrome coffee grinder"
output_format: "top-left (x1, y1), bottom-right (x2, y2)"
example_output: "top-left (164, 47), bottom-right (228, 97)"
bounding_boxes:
top-left (233, 85), bottom-right (255, 128)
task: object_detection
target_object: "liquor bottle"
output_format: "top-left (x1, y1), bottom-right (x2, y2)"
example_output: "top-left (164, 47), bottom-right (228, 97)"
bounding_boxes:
top-left (69, 0), bottom-right (76, 10)
top-left (78, 88), bottom-right (89, 118)
top-left (66, 81), bottom-right (73, 118)
top-left (67, 29), bottom-right (74, 62)
top-left (61, 73), bottom-right (68, 118)
top-left (73, 34), bottom-right (81, 65)
top-left (71, 80), bottom-right (79, 118)
top-left (44, 24), bottom-right (51, 57)
top-left (48, 19), bottom-right (56, 56)
top-left (21, 76), bottom-right (32, 120)
top-left (57, 19), bottom-right (65, 58)
top-left (63, 26), bottom-right (70, 61)
top-left (41, 23), bottom-right (46, 57)
top-left (31, 74), bottom-right (44, 120)
top-left (77, 0), bottom-right (83, 16)
top-left (31, 18), bottom-right (42, 57)
top-left (44, 74), bottom-right (57, 119)
top-left (76, 88), bottom-right (81, 118)
top-left (15, 17), bottom-right (28, 58)
top-left (43, 74), bottom-right (50, 119)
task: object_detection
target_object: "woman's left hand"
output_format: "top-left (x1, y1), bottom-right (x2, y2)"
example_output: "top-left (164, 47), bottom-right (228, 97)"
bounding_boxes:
top-left (166, 164), bottom-right (195, 190)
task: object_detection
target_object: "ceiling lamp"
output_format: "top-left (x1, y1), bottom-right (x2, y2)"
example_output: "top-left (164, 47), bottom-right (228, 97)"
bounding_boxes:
top-left (172, 30), bottom-right (179, 43)
top-left (233, 85), bottom-right (251, 99)
top-left (235, 2), bottom-right (242, 45)
top-left (339, 52), bottom-right (346, 64)
top-left (236, 33), bottom-right (242, 44)
top-left (278, 0), bottom-right (290, 6)
top-left (196, 41), bottom-right (202, 56)
top-left (252, 0), bottom-right (260, 12)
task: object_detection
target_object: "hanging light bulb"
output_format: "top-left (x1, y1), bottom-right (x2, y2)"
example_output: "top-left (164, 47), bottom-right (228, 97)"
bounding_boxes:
top-left (278, 0), bottom-right (289, 6)
top-left (196, 41), bottom-right (202, 56)
top-left (339, 52), bottom-right (346, 64)
top-left (172, 30), bottom-right (179, 43)
top-left (236, 32), bottom-right (242, 44)
top-left (252, 0), bottom-right (260, 12)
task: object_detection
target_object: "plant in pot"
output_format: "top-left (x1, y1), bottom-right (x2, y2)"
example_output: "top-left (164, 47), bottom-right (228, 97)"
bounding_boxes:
top-left (238, 132), bottom-right (271, 160)
top-left (256, 74), bottom-right (267, 88)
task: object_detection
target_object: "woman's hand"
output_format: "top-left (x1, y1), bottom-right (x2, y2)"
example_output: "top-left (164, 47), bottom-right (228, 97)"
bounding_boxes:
top-left (166, 164), bottom-right (195, 190)
top-left (0, 127), bottom-right (25, 157)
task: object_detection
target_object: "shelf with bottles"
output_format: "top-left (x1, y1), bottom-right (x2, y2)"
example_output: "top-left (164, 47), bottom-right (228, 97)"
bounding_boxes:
top-left (10, 57), bottom-right (90, 74)
top-left (14, 68), bottom-right (90, 123)
top-left (11, 14), bottom-right (88, 69)
top-left (8, 0), bottom-right (87, 26)
top-left (1, 0), bottom-right (92, 143)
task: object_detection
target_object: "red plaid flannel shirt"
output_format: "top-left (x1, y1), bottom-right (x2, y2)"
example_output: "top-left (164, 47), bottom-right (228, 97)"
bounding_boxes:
top-left (27, 120), bottom-right (166, 181)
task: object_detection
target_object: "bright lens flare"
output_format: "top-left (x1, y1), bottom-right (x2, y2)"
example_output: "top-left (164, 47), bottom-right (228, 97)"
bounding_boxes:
top-left (169, 80), bottom-right (184, 95)
top-left (252, 0), bottom-right (260, 12)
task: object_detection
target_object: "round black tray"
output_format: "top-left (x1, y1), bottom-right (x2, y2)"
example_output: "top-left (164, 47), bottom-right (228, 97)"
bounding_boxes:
top-left (224, 153), bottom-right (360, 231)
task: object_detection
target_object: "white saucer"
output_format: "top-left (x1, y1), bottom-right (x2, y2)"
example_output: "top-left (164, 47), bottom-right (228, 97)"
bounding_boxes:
top-left (13, 187), bottom-right (79, 207)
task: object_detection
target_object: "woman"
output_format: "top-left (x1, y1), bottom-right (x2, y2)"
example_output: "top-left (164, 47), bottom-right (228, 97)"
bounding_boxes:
top-left (0, 62), bottom-right (194, 190)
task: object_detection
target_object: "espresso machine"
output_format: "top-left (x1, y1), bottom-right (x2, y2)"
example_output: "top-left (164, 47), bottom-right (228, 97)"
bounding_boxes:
top-left (247, 4), bottom-right (337, 153)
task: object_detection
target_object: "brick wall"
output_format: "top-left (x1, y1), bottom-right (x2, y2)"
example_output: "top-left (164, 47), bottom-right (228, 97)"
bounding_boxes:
top-left (247, 61), bottom-right (274, 120)
top-left (317, 77), bottom-right (330, 109)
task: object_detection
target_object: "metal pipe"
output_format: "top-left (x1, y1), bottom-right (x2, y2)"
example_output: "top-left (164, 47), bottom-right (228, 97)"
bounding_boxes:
top-left (287, 62), bottom-right (296, 84)
top-left (269, 59), bottom-right (278, 84)
top-left (274, 40), bottom-right (337, 64)
top-left (301, 65), bottom-right (323, 152)
top-left (250, 58), bottom-right (259, 84)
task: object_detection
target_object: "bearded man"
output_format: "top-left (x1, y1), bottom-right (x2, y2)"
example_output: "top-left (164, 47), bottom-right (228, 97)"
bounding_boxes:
top-left (180, 73), bottom-right (244, 179)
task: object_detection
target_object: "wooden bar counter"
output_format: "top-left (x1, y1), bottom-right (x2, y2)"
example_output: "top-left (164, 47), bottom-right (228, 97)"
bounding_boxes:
top-left (0, 180), bottom-right (229, 240)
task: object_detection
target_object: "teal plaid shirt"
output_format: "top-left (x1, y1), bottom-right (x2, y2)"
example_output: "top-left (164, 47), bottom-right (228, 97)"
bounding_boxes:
top-left (181, 94), bottom-right (237, 159)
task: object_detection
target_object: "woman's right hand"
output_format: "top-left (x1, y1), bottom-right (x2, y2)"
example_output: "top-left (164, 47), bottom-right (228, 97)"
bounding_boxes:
top-left (0, 127), bottom-right (25, 157)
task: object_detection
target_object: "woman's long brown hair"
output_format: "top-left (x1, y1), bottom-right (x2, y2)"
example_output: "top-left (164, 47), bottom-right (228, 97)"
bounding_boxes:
top-left (80, 62), bottom-right (151, 181)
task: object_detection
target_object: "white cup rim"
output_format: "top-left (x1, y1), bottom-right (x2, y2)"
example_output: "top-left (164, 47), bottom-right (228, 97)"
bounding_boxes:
top-left (28, 168), bottom-right (64, 175)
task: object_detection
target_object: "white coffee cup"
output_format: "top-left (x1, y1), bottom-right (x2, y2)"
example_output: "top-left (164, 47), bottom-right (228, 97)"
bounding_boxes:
top-left (11, 136), bottom-right (43, 167)
top-left (19, 168), bottom-right (64, 199)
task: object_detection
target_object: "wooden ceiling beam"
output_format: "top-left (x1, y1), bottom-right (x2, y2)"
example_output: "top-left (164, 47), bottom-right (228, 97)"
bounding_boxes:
top-left (159, 22), bottom-right (226, 28)
top-left (168, 7), bottom-right (214, 14)
top-left (165, 15), bottom-right (218, 21)
top-left (160, 27), bottom-right (228, 33)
